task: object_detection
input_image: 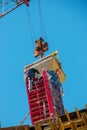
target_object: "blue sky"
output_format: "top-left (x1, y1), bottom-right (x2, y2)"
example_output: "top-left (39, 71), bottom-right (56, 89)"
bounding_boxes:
top-left (0, 0), bottom-right (87, 128)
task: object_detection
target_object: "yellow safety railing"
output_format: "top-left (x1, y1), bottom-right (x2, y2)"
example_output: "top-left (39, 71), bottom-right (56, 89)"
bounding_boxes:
top-left (34, 104), bottom-right (87, 130)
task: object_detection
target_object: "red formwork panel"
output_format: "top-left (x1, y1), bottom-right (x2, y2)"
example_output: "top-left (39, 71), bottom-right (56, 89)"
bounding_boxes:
top-left (25, 70), bottom-right (54, 124)
top-left (42, 70), bottom-right (54, 115)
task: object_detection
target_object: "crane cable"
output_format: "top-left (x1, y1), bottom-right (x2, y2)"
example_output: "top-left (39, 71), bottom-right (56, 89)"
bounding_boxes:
top-left (25, 0), bottom-right (47, 40)
top-left (25, 0), bottom-right (48, 52)
top-left (25, 7), bottom-right (36, 50)
top-left (37, 0), bottom-right (47, 41)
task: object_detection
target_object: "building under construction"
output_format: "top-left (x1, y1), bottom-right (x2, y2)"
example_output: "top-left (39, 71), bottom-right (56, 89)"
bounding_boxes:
top-left (0, 0), bottom-right (87, 130)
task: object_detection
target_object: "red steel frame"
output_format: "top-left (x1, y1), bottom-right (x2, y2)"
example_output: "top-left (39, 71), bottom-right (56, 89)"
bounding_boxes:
top-left (25, 69), bottom-right (54, 124)
top-left (42, 69), bottom-right (54, 115)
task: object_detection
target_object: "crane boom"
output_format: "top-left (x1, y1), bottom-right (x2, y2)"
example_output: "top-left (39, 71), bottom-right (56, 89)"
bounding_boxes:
top-left (0, 0), bottom-right (30, 18)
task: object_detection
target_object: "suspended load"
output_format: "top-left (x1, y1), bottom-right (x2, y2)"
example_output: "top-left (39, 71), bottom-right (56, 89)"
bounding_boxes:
top-left (24, 51), bottom-right (66, 124)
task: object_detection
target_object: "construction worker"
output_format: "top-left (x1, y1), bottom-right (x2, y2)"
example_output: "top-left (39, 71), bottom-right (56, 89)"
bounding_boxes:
top-left (27, 68), bottom-right (40, 90)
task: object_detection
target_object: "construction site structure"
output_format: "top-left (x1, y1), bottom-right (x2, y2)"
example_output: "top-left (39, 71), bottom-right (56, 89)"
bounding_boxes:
top-left (0, 104), bottom-right (87, 130)
top-left (0, 0), bottom-right (87, 129)
top-left (24, 51), bottom-right (66, 124)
